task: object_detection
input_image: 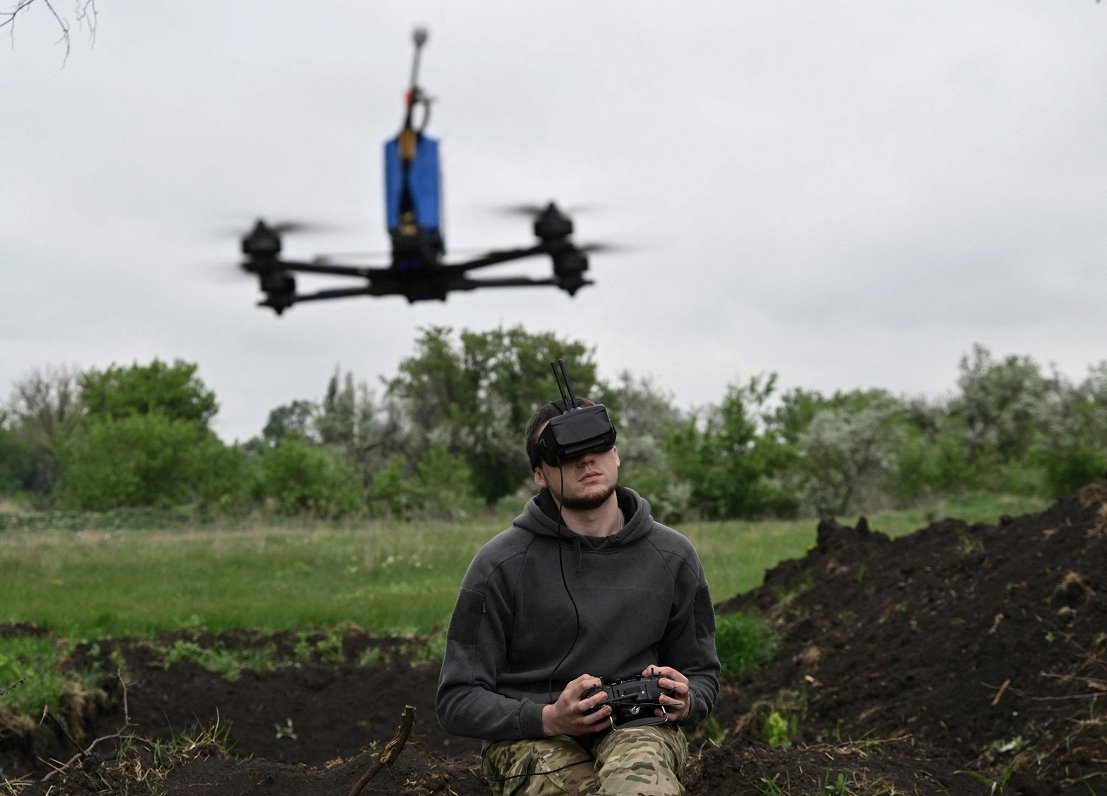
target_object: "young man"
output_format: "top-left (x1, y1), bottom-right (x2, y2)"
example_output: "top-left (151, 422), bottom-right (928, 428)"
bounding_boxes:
top-left (436, 397), bottom-right (720, 795)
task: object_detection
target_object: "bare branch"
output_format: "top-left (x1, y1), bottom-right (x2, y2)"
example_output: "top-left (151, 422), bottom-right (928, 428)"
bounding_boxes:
top-left (1, 0), bottom-right (98, 65)
top-left (0, 678), bottom-right (25, 700)
top-left (0, 0), bottom-right (38, 30)
top-left (347, 704), bottom-right (416, 796)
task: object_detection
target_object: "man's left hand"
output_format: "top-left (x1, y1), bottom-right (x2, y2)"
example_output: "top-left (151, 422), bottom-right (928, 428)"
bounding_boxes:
top-left (642, 664), bottom-right (691, 722)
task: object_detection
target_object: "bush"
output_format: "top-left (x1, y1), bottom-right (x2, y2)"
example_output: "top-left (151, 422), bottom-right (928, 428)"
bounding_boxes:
top-left (368, 443), bottom-right (483, 519)
top-left (250, 436), bottom-right (365, 517)
top-left (61, 414), bottom-right (228, 511)
top-left (1035, 445), bottom-right (1107, 498)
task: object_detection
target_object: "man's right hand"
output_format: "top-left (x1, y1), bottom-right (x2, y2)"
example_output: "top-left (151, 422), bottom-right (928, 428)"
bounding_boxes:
top-left (541, 673), bottom-right (611, 736)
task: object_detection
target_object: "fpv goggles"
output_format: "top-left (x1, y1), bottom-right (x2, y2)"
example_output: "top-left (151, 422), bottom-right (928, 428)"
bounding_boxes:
top-left (529, 360), bottom-right (617, 469)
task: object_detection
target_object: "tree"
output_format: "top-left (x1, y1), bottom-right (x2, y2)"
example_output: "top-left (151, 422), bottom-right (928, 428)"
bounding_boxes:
top-left (262, 399), bottom-right (319, 446)
top-left (0, 411), bottom-right (35, 494)
top-left (667, 375), bottom-right (797, 519)
top-left (62, 359), bottom-right (233, 509)
top-left (890, 395), bottom-right (977, 500)
top-left (953, 344), bottom-right (1052, 464)
top-left (315, 368), bottom-right (403, 487)
top-left (795, 394), bottom-right (905, 516)
top-left (386, 325), bottom-right (599, 506)
top-left (605, 371), bottom-right (690, 521)
top-left (5, 365), bottom-right (82, 496)
top-left (79, 359), bottom-right (218, 428)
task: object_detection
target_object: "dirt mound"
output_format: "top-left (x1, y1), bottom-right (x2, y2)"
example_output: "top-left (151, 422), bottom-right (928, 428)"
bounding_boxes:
top-left (713, 484), bottom-right (1107, 794)
top-left (3, 486), bottom-right (1106, 794)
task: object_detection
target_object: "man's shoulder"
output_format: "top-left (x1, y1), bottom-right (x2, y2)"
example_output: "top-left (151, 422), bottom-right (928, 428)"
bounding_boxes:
top-left (644, 520), bottom-right (701, 559)
top-left (468, 525), bottom-right (536, 569)
top-left (458, 525), bottom-right (541, 593)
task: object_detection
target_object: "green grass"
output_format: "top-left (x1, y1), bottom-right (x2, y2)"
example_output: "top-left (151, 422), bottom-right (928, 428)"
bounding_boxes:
top-left (863, 492), bottom-right (1051, 538)
top-left (0, 493), bottom-right (1050, 640)
top-left (0, 518), bottom-right (492, 638)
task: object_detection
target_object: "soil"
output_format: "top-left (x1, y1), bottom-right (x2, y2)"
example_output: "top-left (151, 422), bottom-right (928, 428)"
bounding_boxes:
top-left (3, 484), bottom-right (1106, 795)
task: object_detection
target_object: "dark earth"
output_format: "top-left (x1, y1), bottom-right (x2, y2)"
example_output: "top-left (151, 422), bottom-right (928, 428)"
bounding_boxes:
top-left (2, 484), bottom-right (1106, 794)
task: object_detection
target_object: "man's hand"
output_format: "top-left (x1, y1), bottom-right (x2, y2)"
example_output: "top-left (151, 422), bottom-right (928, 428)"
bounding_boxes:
top-left (643, 664), bottom-right (692, 722)
top-left (541, 673), bottom-right (612, 736)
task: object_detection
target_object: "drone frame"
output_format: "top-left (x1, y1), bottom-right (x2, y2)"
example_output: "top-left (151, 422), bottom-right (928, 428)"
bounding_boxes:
top-left (239, 28), bottom-right (596, 315)
top-left (239, 202), bottom-right (594, 314)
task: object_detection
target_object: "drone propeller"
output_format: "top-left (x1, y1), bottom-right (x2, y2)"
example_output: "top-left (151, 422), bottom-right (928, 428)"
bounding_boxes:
top-left (311, 251), bottom-right (391, 265)
top-left (211, 219), bottom-right (336, 240)
top-left (266, 221), bottom-right (328, 235)
top-left (578, 242), bottom-right (627, 255)
top-left (496, 201), bottom-right (597, 218)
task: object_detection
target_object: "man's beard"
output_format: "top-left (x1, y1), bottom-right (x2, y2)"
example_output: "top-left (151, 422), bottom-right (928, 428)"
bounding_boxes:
top-left (558, 482), bottom-right (617, 511)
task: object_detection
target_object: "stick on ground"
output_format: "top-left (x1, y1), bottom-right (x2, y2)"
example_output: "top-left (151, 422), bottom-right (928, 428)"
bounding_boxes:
top-left (348, 704), bottom-right (417, 796)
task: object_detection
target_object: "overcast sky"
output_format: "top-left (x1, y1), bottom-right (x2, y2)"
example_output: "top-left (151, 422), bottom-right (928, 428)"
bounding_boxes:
top-left (3, 1), bottom-right (1105, 443)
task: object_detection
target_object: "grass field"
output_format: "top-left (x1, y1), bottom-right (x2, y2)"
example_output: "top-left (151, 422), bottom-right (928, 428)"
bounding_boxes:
top-left (0, 493), bottom-right (1049, 640)
top-left (0, 493), bottom-right (1051, 721)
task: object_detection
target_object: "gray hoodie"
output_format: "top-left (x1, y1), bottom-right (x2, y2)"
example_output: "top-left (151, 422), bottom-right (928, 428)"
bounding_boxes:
top-left (436, 486), bottom-right (720, 742)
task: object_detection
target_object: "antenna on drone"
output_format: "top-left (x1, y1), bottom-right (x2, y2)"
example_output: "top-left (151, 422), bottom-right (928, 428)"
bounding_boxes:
top-left (410, 26), bottom-right (428, 90)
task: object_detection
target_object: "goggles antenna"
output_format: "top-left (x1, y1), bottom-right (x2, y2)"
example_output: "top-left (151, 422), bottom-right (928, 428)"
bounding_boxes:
top-left (551, 359), bottom-right (577, 411)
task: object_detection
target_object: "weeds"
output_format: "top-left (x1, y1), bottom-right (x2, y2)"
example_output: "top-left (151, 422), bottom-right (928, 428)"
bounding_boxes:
top-left (758, 772), bottom-right (790, 795)
top-left (402, 631), bottom-right (447, 668)
top-left (817, 771), bottom-right (849, 794)
top-left (764, 709), bottom-right (798, 749)
top-left (0, 634), bottom-right (102, 721)
top-left (756, 765), bottom-right (908, 795)
top-left (697, 713), bottom-right (728, 745)
top-left (958, 736), bottom-right (1033, 794)
top-left (715, 611), bottom-right (778, 680)
top-left (274, 718), bottom-right (298, 741)
top-left (293, 628), bottom-right (345, 664)
top-left (152, 638), bottom-right (274, 681)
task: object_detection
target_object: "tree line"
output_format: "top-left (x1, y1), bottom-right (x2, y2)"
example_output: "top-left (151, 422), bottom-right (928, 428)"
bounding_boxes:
top-left (1, 326), bottom-right (1104, 521)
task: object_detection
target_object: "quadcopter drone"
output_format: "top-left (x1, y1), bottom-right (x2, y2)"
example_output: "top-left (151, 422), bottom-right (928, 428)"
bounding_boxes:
top-left (239, 28), bottom-right (599, 315)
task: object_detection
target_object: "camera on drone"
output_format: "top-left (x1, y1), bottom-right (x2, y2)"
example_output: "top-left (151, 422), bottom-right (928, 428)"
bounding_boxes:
top-left (530, 360), bottom-right (617, 469)
top-left (583, 676), bottom-right (673, 730)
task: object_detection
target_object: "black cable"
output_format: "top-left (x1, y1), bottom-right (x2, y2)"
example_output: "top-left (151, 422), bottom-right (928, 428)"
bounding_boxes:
top-left (546, 463), bottom-right (582, 704)
top-left (483, 756), bottom-right (594, 783)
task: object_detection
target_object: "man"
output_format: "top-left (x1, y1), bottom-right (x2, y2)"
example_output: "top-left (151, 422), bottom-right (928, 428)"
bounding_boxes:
top-left (436, 395), bottom-right (720, 795)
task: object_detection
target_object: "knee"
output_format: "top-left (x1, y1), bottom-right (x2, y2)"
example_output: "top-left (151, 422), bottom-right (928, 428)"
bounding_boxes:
top-left (595, 726), bottom-right (688, 793)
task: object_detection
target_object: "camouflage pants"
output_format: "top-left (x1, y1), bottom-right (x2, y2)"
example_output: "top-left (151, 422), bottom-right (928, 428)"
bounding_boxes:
top-left (482, 724), bottom-right (688, 795)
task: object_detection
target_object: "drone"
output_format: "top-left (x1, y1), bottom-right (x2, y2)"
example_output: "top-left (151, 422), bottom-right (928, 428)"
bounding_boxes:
top-left (239, 28), bottom-right (600, 314)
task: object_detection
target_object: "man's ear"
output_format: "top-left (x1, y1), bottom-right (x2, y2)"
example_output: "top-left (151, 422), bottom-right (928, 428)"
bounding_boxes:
top-left (533, 466), bottom-right (547, 489)
top-left (613, 445), bottom-right (620, 469)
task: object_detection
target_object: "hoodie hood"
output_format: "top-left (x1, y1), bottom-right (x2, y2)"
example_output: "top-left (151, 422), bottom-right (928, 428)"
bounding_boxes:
top-left (513, 485), bottom-right (654, 549)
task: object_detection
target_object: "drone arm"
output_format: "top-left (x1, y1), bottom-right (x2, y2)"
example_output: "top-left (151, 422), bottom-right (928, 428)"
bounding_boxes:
top-left (262, 273), bottom-right (592, 311)
top-left (444, 243), bottom-right (551, 272)
top-left (439, 273), bottom-right (595, 294)
top-left (264, 286), bottom-right (377, 308)
top-left (454, 276), bottom-right (556, 289)
top-left (261, 259), bottom-right (391, 279)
